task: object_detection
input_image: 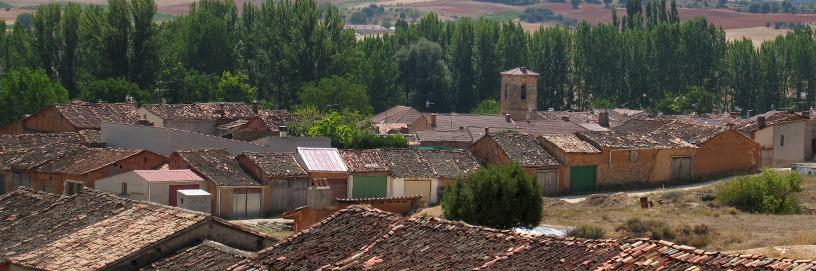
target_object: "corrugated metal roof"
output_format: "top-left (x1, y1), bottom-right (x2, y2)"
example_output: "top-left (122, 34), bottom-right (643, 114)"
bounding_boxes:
top-left (297, 147), bottom-right (348, 172)
top-left (133, 169), bottom-right (204, 183)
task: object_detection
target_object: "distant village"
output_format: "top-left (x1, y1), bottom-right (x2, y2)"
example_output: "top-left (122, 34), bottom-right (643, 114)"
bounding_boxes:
top-left (1, 67), bottom-right (814, 270)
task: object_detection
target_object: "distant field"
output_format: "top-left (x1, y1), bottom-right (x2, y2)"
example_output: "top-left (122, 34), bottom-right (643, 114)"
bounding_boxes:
top-left (403, 0), bottom-right (521, 18)
top-left (725, 26), bottom-right (790, 46)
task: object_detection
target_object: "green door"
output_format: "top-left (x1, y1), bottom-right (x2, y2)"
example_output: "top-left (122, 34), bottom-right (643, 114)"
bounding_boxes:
top-left (570, 166), bottom-right (597, 193)
top-left (352, 176), bottom-right (388, 198)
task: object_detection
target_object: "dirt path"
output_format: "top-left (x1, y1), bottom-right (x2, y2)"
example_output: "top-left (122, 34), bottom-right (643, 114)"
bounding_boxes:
top-left (556, 178), bottom-right (727, 203)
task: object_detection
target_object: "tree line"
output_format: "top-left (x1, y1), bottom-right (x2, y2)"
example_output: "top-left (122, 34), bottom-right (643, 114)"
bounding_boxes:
top-left (0, 0), bottom-right (815, 127)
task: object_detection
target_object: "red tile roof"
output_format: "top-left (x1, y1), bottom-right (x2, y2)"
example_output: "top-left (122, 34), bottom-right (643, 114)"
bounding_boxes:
top-left (485, 130), bottom-right (561, 168)
top-left (133, 169), bottom-right (204, 183)
top-left (340, 149), bottom-right (389, 173)
top-left (372, 106), bottom-right (424, 125)
top-left (232, 206), bottom-right (816, 271)
top-left (257, 110), bottom-right (300, 132)
top-left (239, 152), bottom-right (308, 178)
top-left (541, 134), bottom-right (601, 153)
top-left (420, 149), bottom-right (480, 179)
top-left (36, 147), bottom-right (148, 175)
top-left (379, 148), bottom-right (435, 178)
top-left (142, 103), bottom-right (255, 121)
top-left (54, 101), bottom-right (141, 129)
top-left (0, 187), bottom-right (209, 271)
top-left (0, 132), bottom-right (87, 152)
top-left (141, 240), bottom-right (250, 271)
top-left (501, 67), bottom-right (539, 76)
top-left (173, 149), bottom-right (262, 187)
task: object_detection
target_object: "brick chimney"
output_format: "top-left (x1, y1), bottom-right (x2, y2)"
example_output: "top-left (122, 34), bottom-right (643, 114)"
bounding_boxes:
top-left (505, 114), bottom-right (512, 123)
top-left (431, 114), bottom-right (437, 127)
top-left (599, 111), bottom-right (610, 128)
top-left (279, 125), bottom-right (288, 138)
top-left (758, 115), bottom-right (766, 129)
top-left (484, 127), bottom-right (490, 134)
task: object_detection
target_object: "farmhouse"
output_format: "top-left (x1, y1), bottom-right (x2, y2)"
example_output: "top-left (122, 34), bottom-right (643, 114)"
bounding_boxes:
top-left (237, 152), bottom-right (310, 213)
top-left (470, 130), bottom-right (562, 195)
top-left (379, 148), bottom-right (439, 206)
top-left (0, 187), bottom-right (274, 271)
top-left (340, 149), bottom-right (391, 199)
top-left (138, 102), bottom-right (256, 135)
top-left (94, 169), bottom-right (206, 207)
top-left (736, 111), bottom-right (813, 167)
top-left (538, 134), bottom-right (602, 194)
top-left (168, 148), bottom-right (268, 218)
top-left (10, 101), bottom-right (142, 133)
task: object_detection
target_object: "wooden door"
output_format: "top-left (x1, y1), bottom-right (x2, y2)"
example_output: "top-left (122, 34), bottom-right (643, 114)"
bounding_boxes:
top-left (169, 184), bottom-right (200, 206)
top-left (246, 191), bottom-right (262, 217)
top-left (233, 191), bottom-right (247, 218)
top-left (352, 176), bottom-right (388, 198)
top-left (536, 171), bottom-right (558, 196)
top-left (671, 157), bottom-right (692, 181)
top-left (570, 166), bottom-right (596, 193)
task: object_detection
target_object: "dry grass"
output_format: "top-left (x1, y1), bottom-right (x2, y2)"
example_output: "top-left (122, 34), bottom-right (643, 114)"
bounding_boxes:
top-left (725, 27), bottom-right (790, 47)
top-left (537, 176), bottom-right (816, 253)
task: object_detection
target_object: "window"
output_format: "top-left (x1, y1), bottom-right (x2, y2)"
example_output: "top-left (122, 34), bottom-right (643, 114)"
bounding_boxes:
top-left (121, 183), bottom-right (128, 195)
top-left (629, 150), bottom-right (638, 163)
top-left (521, 84), bottom-right (527, 100)
top-left (180, 198), bottom-right (184, 205)
top-left (43, 182), bottom-right (51, 193)
top-left (503, 83), bottom-right (508, 100)
top-left (781, 135), bottom-right (785, 146)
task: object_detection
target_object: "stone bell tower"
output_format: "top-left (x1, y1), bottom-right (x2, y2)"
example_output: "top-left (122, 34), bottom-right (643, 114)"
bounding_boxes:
top-left (500, 67), bottom-right (538, 121)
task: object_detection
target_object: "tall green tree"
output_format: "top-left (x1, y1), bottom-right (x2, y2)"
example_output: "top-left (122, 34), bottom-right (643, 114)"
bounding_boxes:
top-left (0, 68), bottom-right (68, 126)
top-left (396, 39), bottom-right (452, 111)
top-left (130, 0), bottom-right (159, 89)
top-left (60, 3), bottom-right (81, 97)
top-left (33, 3), bottom-right (61, 80)
top-left (107, 0), bottom-right (131, 79)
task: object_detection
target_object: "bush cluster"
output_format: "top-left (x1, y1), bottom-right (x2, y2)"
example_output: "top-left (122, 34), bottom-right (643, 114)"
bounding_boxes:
top-left (568, 225), bottom-right (606, 239)
top-left (442, 163), bottom-right (542, 229)
top-left (717, 169), bottom-right (802, 214)
top-left (616, 218), bottom-right (713, 247)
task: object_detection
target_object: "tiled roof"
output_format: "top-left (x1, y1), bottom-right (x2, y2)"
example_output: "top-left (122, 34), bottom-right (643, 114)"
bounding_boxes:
top-left (578, 130), bottom-right (694, 149)
top-left (478, 238), bottom-right (622, 270)
top-left (77, 129), bottom-right (103, 145)
top-left (239, 152), bottom-right (307, 178)
top-left (488, 130), bottom-right (561, 168)
top-left (0, 143), bottom-right (81, 171)
top-left (142, 240), bottom-right (250, 271)
top-left (329, 217), bottom-right (528, 270)
top-left (420, 149), bottom-right (480, 179)
top-left (429, 113), bottom-right (517, 131)
top-left (737, 111), bottom-right (809, 135)
top-left (54, 101), bottom-right (141, 129)
top-left (379, 148), bottom-right (435, 178)
top-left (174, 149), bottom-right (262, 187)
top-left (0, 187), bottom-right (209, 271)
top-left (515, 119), bottom-right (589, 135)
top-left (537, 109), bottom-right (634, 128)
top-left (234, 206), bottom-right (816, 271)
top-left (415, 130), bottom-right (473, 143)
top-left (244, 206), bottom-right (404, 271)
top-left (541, 134), bottom-right (601, 153)
top-left (142, 103), bottom-right (255, 121)
top-left (257, 110), bottom-right (300, 132)
top-left (296, 147), bottom-right (348, 173)
top-left (372, 106), bottom-right (424, 125)
top-left (603, 118), bottom-right (735, 148)
top-left (501, 67), bottom-right (539, 75)
top-left (0, 132), bottom-right (85, 152)
top-left (133, 169), bottom-right (204, 183)
top-left (217, 119), bottom-right (251, 130)
top-left (36, 147), bottom-right (146, 175)
top-left (340, 149), bottom-right (389, 173)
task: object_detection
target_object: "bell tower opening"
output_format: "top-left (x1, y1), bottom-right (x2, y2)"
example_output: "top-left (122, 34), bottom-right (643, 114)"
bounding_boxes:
top-left (499, 67), bottom-right (538, 121)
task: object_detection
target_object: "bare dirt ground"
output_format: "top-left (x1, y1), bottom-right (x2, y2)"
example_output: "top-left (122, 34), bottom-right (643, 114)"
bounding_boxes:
top-left (414, 175), bottom-right (816, 259)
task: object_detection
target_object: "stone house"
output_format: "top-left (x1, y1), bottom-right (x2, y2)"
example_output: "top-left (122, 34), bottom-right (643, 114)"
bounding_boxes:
top-left (379, 148), bottom-right (440, 206)
top-left (168, 149), bottom-right (268, 219)
top-left (470, 130), bottom-right (562, 195)
top-left (237, 152), bottom-right (310, 213)
top-left (17, 101), bottom-right (142, 133)
top-left (30, 147), bottom-right (166, 195)
top-left (372, 105), bottom-right (429, 134)
top-left (737, 111), bottom-right (813, 167)
top-left (538, 134), bottom-right (602, 194)
top-left (138, 103), bottom-right (256, 136)
top-left (94, 169), bottom-right (206, 207)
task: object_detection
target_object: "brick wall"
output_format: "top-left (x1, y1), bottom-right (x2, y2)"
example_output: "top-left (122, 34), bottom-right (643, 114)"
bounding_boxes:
top-left (23, 107), bottom-right (78, 133)
top-left (694, 129), bottom-right (760, 180)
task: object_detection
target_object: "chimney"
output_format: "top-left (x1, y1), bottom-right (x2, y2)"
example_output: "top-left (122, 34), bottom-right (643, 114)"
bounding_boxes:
top-left (306, 185), bottom-right (336, 210)
top-left (561, 116), bottom-right (570, 122)
top-left (252, 101), bottom-right (259, 113)
top-left (520, 67), bottom-right (527, 74)
top-left (431, 114), bottom-right (437, 127)
top-left (484, 127), bottom-right (490, 134)
top-left (599, 111), bottom-right (610, 128)
top-left (279, 125), bottom-right (288, 138)
top-left (505, 114), bottom-right (512, 123)
top-left (758, 115), bottom-right (767, 129)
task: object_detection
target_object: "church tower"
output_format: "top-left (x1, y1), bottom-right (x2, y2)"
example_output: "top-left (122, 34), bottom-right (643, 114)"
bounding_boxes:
top-left (500, 67), bottom-right (538, 121)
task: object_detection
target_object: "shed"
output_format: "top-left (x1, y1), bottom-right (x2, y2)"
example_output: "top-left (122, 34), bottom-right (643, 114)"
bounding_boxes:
top-left (95, 169), bottom-right (205, 206)
top-left (237, 152), bottom-right (309, 213)
top-left (296, 147), bottom-right (349, 199)
top-left (177, 189), bottom-right (212, 213)
top-left (341, 149), bottom-right (390, 199)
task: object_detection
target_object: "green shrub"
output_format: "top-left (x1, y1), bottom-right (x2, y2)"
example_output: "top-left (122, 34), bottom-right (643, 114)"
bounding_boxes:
top-left (442, 163), bottom-right (542, 229)
top-left (568, 225), bottom-right (606, 239)
top-left (717, 169), bottom-right (802, 214)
